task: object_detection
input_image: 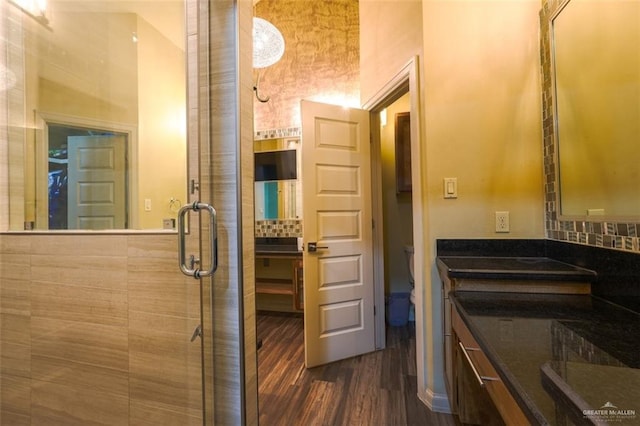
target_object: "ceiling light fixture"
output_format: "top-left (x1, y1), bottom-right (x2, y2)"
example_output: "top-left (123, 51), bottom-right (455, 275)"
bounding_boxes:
top-left (253, 17), bottom-right (285, 103)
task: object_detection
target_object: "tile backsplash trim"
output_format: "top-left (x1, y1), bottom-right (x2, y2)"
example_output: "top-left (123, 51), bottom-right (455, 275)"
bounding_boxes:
top-left (540, 0), bottom-right (640, 254)
top-left (255, 219), bottom-right (302, 238)
top-left (254, 127), bottom-right (301, 140)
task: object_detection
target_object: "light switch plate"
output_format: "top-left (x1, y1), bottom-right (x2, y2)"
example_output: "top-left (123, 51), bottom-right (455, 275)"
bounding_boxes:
top-left (443, 177), bottom-right (457, 199)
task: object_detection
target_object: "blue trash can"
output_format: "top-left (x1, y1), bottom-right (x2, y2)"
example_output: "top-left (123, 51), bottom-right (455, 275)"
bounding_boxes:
top-left (386, 292), bottom-right (410, 326)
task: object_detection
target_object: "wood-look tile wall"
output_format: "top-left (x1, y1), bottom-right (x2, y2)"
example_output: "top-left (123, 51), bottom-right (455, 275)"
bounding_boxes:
top-left (0, 2), bottom-right (26, 231)
top-left (201, 0), bottom-right (257, 423)
top-left (239, 0), bottom-right (259, 423)
top-left (0, 234), bottom-right (202, 425)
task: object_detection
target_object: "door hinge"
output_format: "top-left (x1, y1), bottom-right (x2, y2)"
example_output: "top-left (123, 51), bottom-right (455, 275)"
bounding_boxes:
top-left (190, 179), bottom-right (200, 194)
top-left (374, 306), bottom-right (376, 316)
top-left (372, 219), bottom-right (375, 229)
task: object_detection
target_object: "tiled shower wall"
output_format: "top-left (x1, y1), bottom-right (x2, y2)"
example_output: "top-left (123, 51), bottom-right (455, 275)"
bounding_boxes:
top-left (540, 0), bottom-right (640, 253)
top-left (0, 234), bottom-right (202, 425)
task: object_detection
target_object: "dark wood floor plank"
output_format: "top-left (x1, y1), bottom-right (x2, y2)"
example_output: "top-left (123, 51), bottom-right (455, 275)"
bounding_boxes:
top-left (257, 313), bottom-right (459, 426)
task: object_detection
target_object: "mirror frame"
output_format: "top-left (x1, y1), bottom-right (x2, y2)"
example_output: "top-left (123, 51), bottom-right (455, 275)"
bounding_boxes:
top-left (542, 0), bottom-right (640, 252)
top-left (253, 128), bottom-right (303, 239)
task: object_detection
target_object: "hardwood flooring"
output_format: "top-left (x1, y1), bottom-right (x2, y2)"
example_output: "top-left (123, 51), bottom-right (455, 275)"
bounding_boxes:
top-left (257, 312), bottom-right (459, 426)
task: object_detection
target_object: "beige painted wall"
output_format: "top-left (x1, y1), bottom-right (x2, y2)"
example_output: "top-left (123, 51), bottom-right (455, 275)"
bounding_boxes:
top-left (361, 0), bottom-right (545, 410)
top-left (359, 0), bottom-right (424, 105)
top-left (424, 0), bottom-right (544, 406)
top-left (136, 16), bottom-right (187, 229)
top-left (423, 1), bottom-right (544, 239)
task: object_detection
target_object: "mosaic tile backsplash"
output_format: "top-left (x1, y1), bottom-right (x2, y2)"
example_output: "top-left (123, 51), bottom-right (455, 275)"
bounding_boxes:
top-left (540, 0), bottom-right (640, 254)
top-left (254, 127), bottom-right (301, 140)
top-left (255, 219), bottom-right (302, 238)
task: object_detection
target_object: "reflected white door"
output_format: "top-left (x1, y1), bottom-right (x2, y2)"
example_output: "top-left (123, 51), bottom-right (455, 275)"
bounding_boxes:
top-left (66, 135), bottom-right (126, 229)
top-left (301, 100), bottom-right (375, 368)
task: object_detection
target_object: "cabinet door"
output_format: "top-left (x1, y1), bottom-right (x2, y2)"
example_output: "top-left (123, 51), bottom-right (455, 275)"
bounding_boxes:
top-left (443, 285), bottom-right (455, 413)
top-left (455, 337), bottom-right (505, 426)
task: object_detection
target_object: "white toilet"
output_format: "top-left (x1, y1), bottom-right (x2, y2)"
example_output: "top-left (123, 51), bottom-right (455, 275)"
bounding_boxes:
top-left (404, 245), bottom-right (416, 320)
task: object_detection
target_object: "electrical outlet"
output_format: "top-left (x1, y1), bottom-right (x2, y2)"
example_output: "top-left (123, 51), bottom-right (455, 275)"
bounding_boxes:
top-left (495, 211), bottom-right (510, 233)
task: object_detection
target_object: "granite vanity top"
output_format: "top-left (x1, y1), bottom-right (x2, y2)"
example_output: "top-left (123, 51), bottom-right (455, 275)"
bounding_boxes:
top-left (451, 291), bottom-right (640, 425)
top-left (255, 237), bottom-right (301, 255)
top-left (437, 256), bottom-right (597, 282)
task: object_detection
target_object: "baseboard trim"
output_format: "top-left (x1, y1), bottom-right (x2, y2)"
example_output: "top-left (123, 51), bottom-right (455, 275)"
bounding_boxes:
top-left (419, 387), bottom-right (452, 414)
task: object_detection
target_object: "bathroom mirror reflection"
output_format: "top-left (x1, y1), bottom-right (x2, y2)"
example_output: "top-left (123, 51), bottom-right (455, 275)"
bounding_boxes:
top-left (254, 180), bottom-right (298, 220)
top-left (1, 0), bottom-right (187, 231)
top-left (552, 0), bottom-right (640, 218)
top-left (254, 137), bottom-right (301, 221)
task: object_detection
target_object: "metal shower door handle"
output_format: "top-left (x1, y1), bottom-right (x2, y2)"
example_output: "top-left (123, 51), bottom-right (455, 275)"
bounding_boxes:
top-left (178, 202), bottom-right (218, 278)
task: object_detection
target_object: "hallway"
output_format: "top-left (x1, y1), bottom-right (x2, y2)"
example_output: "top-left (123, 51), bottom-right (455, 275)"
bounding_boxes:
top-left (257, 313), bottom-right (459, 425)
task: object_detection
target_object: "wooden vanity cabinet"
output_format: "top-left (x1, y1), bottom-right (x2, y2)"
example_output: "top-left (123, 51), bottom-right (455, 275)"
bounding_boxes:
top-left (437, 254), bottom-right (596, 425)
top-left (440, 267), bottom-right (527, 424)
top-left (255, 253), bottom-right (303, 311)
top-left (441, 272), bottom-right (455, 411)
top-left (451, 303), bottom-right (529, 425)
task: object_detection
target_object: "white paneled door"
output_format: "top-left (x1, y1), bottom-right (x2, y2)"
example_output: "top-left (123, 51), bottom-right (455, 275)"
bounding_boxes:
top-left (66, 135), bottom-right (126, 230)
top-left (301, 100), bottom-right (376, 367)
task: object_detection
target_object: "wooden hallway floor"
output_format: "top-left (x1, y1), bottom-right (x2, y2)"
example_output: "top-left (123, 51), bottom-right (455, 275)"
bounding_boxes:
top-left (256, 312), bottom-right (460, 426)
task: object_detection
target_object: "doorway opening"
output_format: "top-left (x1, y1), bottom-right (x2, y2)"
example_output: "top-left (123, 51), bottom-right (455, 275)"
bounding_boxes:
top-left (364, 57), bottom-right (422, 354)
top-left (375, 92), bottom-right (415, 331)
top-left (256, 58), bottom-right (427, 422)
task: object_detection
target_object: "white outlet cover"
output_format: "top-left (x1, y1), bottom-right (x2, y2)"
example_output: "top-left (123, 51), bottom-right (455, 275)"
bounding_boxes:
top-left (495, 211), bottom-right (510, 233)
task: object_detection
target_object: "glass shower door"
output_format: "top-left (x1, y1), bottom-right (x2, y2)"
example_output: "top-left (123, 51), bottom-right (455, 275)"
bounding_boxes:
top-left (0, 0), bottom-right (215, 424)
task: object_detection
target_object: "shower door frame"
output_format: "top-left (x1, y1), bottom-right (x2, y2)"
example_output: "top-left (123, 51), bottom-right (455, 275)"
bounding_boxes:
top-left (194, 0), bottom-right (258, 424)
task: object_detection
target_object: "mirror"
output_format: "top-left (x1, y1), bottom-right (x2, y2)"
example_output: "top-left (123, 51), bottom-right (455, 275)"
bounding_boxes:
top-left (254, 137), bottom-right (301, 221)
top-left (254, 180), bottom-right (298, 220)
top-left (552, 0), bottom-right (640, 218)
top-left (1, 0), bottom-right (187, 231)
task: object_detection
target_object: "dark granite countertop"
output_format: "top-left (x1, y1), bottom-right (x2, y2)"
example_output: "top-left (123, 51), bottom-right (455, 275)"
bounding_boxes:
top-left (437, 256), bottom-right (597, 282)
top-left (255, 248), bottom-right (301, 256)
top-left (255, 237), bottom-right (301, 256)
top-left (451, 292), bottom-right (640, 425)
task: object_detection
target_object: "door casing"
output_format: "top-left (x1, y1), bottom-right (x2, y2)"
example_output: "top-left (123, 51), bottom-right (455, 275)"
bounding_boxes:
top-left (362, 57), bottom-right (426, 399)
top-left (34, 112), bottom-right (138, 230)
